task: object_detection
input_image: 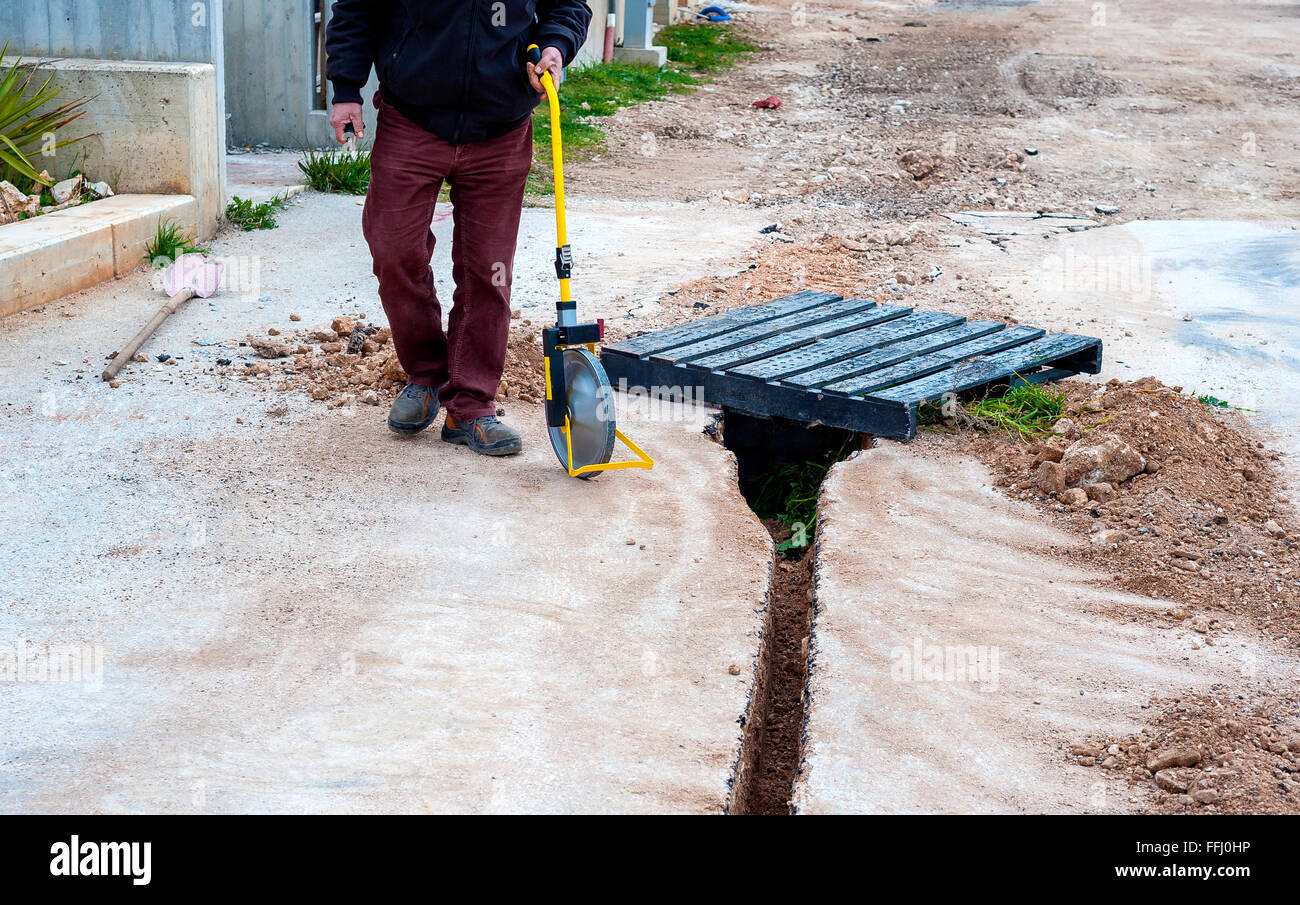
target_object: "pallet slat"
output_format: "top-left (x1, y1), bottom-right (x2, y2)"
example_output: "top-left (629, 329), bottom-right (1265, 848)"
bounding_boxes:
top-left (868, 333), bottom-right (1103, 403)
top-left (729, 311), bottom-right (965, 382)
top-left (607, 289), bottom-right (841, 357)
top-left (784, 319), bottom-right (1007, 389)
top-left (649, 297), bottom-right (878, 366)
top-left (827, 325), bottom-right (1046, 396)
top-left (687, 305), bottom-right (911, 372)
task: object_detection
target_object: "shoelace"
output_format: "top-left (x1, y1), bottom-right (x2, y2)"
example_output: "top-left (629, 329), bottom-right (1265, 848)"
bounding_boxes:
top-left (402, 383), bottom-right (427, 399)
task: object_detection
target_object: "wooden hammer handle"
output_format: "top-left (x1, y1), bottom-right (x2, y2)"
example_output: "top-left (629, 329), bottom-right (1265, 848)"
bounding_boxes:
top-left (101, 288), bottom-right (198, 381)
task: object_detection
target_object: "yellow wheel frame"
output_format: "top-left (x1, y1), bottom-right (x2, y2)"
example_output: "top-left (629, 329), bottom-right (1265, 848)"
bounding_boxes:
top-left (531, 45), bottom-right (653, 477)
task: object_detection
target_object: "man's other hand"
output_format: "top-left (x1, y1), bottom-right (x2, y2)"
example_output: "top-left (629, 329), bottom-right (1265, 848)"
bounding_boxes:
top-left (330, 102), bottom-right (365, 143)
top-left (527, 46), bottom-right (564, 95)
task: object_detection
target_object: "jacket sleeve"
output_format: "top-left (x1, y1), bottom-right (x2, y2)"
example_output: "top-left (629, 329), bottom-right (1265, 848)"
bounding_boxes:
top-left (534, 0), bottom-right (594, 67)
top-left (326, 0), bottom-right (384, 105)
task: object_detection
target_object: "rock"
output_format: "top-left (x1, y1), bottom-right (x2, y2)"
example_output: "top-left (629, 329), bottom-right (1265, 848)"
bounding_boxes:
top-left (50, 175), bottom-right (85, 204)
top-left (332, 316), bottom-right (357, 336)
top-left (1031, 439), bottom-right (1067, 466)
top-left (625, 538), bottom-right (636, 546)
top-left (1191, 788), bottom-right (1219, 804)
top-left (899, 149), bottom-right (938, 179)
top-left (1144, 459), bottom-right (1160, 475)
top-left (1083, 482), bottom-right (1115, 502)
top-left (1264, 520), bottom-right (1286, 539)
top-left (1091, 528), bottom-right (1127, 546)
top-left (267, 327), bottom-right (280, 336)
top-left (1061, 487), bottom-right (1089, 508)
top-left (1035, 460), bottom-right (1066, 495)
top-left (289, 313), bottom-right (302, 322)
top-left (247, 336), bottom-right (291, 358)
top-left (1050, 417), bottom-right (1075, 436)
top-left (1147, 746), bottom-right (1200, 772)
top-left (1241, 465), bottom-right (1260, 481)
top-left (1060, 433), bottom-right (1145, 487)
top-left (1189, 615), bottom-right (1210, 632)
top-left (360, 390), bottom-right (380, 406)
top-left (379, 352), bottom-right (407, 383)
top-left (1095, 204), bottom-right (1120, 215)
top-left (728, 664), bottom-right (741, 676)
top-left (0, 180), bottom-right (40, 222)
top-left (1172, 558), bottom-right (1200, 573)
top-left (1154, 770), bottom-right (1187, 793)
top-left (1076, 755), bottom-right (1095, 766)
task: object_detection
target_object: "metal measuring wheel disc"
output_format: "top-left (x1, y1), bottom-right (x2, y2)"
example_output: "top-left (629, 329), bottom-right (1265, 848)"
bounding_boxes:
top-left (548, 348), bottom-right (616, 478)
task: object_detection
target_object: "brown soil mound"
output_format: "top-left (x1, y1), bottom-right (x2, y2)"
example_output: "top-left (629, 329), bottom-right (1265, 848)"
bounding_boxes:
top-left (1070, 691), bottom-right (1300, 814)
top-left (231, 317), bottom-right (549, 409)
top-left (957, 377), bottom-right (1300, 645)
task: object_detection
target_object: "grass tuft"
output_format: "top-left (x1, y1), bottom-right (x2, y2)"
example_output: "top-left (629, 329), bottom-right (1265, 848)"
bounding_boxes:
top-left (226, 194), bottom-right (288, 231)
top-left (298, 146), bottom-right (371, 194)
top-left (747, 436), bottom-right (859, 547)
top-left (963, 383), bottom-right (1067, 439)
top-left (144, 219), bottom-right (206, 265)
top-left (657, 23), bottom-right (758, 71)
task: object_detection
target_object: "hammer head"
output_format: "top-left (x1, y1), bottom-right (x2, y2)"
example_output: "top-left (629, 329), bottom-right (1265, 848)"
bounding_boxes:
top-left (162, 253), bottom-right (223, 299)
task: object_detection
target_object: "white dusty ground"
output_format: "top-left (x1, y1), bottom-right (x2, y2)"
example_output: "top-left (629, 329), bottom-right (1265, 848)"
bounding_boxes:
top-left (0, 191), bottom-right (771, 813)
top-left (797, 443), bottom-right (1300, 814)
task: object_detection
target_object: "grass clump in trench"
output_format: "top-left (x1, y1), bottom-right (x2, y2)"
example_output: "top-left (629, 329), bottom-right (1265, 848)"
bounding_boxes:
top-left (748, 436), bottom-right (859, 551)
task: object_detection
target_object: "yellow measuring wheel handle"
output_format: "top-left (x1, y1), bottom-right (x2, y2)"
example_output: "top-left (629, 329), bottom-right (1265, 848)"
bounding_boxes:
top-left (530, 44), bottom-right (570, 306)
top-left (529, 43), bottom-right (653, 477)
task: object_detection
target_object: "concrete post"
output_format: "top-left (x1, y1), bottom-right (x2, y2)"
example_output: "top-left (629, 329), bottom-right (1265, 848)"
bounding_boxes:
top-left (614, 0), bottom-right (667, 67)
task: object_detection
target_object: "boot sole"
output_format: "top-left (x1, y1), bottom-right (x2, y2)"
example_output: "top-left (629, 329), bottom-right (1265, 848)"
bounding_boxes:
top-left (441, 432), bottom-right (523, 457)
top-left (387, 412), bottom-right (438, 435)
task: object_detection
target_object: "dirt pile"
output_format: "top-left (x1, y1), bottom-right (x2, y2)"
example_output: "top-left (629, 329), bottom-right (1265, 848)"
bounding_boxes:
top-left (959, 377), bottom-right (1300, 643)
top-left (1071, 691), bottom-right (1300, 814)
top-left (230, 317), bottom-right (549, 409)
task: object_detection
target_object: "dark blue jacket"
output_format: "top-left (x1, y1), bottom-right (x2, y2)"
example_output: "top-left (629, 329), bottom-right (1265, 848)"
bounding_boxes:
top-left (326, 0), bottom-right (592, 144)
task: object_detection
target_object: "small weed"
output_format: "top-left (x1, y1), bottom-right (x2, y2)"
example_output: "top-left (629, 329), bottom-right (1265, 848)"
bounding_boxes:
top-left (964, 382), bottom-right (1067, 439)
top-left (299, 145), bottom-right (371, 194)
top-left (226, 194), bottom-right (288, 230)
top-left (144, 219), bottom-right (206, 265)
top-left (1197, 393), bottom-right (1256, 412)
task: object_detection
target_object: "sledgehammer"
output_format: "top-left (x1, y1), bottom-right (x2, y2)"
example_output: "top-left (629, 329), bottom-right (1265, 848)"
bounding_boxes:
top-left (102, 253), bottom-right (224, 382)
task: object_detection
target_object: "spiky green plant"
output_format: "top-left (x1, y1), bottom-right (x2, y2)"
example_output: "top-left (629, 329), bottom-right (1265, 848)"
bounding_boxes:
top-left (0, 42), bottom-right (90, 188)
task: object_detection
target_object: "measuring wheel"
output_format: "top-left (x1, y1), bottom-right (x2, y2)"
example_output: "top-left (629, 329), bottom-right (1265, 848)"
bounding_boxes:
top-left (547, 348), bottom-right (616, 479)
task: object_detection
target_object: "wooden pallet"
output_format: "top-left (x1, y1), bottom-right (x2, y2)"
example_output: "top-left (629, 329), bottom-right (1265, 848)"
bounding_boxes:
top-left (600, 290), bottom-right (1103, 439)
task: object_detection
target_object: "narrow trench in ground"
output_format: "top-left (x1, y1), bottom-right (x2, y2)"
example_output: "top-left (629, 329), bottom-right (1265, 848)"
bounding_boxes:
top-left (721, 410), bottom-right (862, 815)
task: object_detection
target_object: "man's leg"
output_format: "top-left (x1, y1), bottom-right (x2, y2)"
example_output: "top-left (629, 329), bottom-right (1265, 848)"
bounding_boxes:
top-left (440, 119), bottom-right (533, 423)
top-left (362, 102), bottom-right (454, 407)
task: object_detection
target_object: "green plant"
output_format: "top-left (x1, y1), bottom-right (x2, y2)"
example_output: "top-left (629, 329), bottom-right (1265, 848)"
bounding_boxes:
top-left (0, 42), bottom-right (90, 188)
top-left (964, 382), bottom-right (1067, 439)
top-left (298, 145), bottom-right (370, 194)
top-left (657, 23), bottom-right (757, 72)
top-left (1198, 394), bottom-right (1229, 408)
top-left (226, 193), bottom-right (288, 230)
top-left (747, 435), bottom-right (859, 548)
top-left (144, 219), bottom-right (206, 264)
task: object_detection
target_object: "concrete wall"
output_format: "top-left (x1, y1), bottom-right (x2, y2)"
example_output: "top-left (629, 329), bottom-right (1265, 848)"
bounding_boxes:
top-left (2, 0), bottom-right (227, 236)
top-left (32, 59), bottom-right (225, 238)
